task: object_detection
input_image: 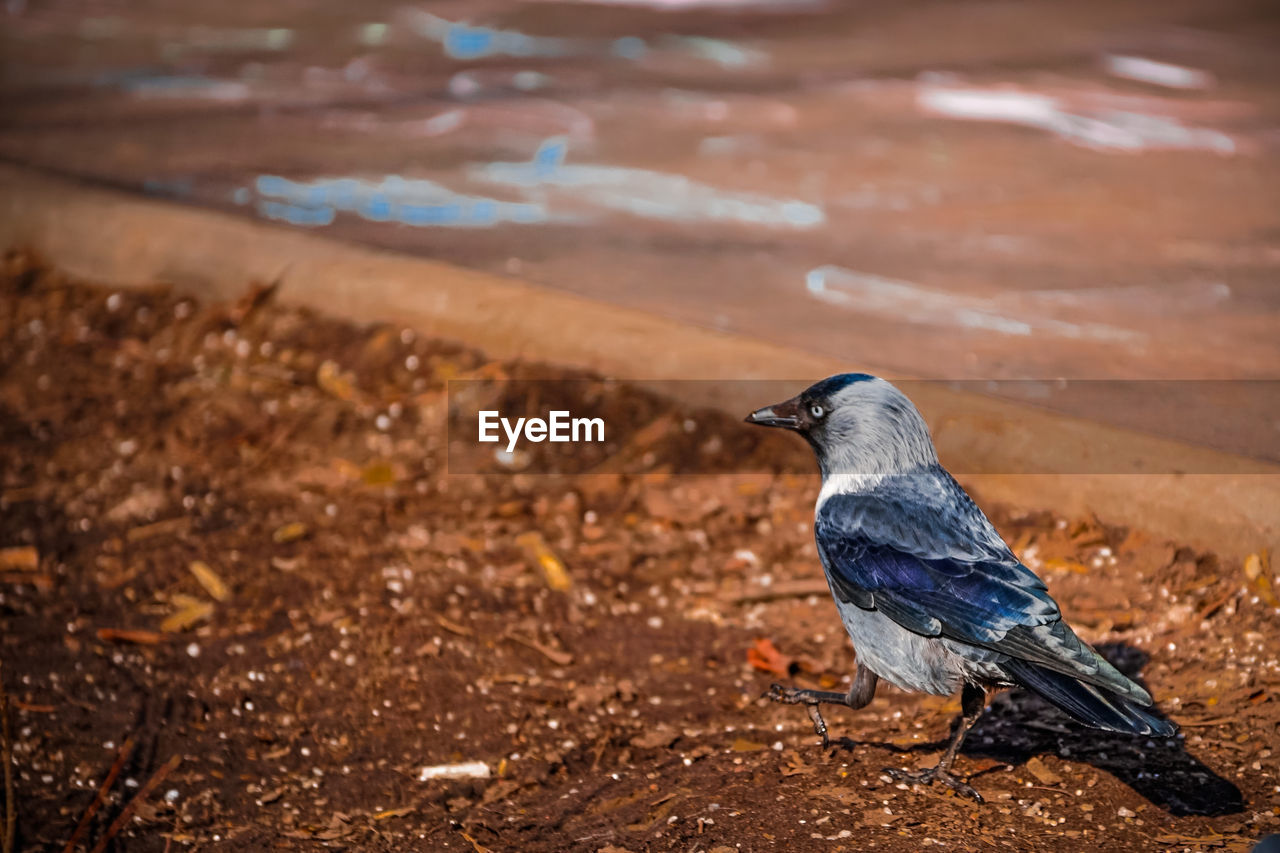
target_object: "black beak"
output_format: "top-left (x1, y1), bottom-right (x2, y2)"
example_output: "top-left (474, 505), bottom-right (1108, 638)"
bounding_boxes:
top-left (744, 397), bottom-right (802, 430)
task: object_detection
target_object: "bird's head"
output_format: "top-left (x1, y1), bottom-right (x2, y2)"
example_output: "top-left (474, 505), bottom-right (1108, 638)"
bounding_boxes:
top-left (745, 374), bottom-right (938, 478)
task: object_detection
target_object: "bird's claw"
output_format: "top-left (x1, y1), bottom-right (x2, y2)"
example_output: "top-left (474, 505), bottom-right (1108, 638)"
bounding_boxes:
top-left (764, 683), bottom-right (800, 704)
top-left (805, 703), bottom-right (831, 749)
top-left (764, 683), bottom-right (831, 749)
top-left (884, 766), bottom-right (984, 803)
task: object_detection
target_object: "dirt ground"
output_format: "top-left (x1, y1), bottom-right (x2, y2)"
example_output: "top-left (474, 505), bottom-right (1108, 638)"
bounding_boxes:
top-left (1, 250), bottom-right (1277, 851)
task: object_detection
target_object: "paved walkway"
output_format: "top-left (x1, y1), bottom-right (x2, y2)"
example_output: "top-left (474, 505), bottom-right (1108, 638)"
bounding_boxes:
top-left (1, 0), bottom-right (1277, 457)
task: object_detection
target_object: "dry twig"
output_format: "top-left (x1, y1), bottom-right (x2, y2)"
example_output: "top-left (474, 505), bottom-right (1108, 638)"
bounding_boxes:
top-left (86, 754), bottom-right (181, 853)
top-left (505, 633), bottom-right (573, 666)
top-left (62, 737), bottom-right (136, 853)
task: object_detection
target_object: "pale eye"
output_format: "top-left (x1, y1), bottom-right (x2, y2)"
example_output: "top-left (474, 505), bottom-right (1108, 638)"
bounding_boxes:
top-left (809, 404), bottom-right (825, 419)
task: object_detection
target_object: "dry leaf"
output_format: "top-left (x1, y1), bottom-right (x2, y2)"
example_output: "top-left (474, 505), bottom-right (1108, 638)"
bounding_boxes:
top-left (161, 594), bottom-right (214, 633)
top-left (515, 532), bottom-right (571, 591)
top-left (258, 787), bottom-right (285, 805)
top-left (1244, 552), bottom-right (1276, 606)
top-left (316, 360), bottom-right (356, 401)
top-left (373, 806), bottom-right (415, 820)
top-left (105, 487), bottom-right (167, 523)
top-left (361, 462), bottom-right (396, 486)
top-left (480, 779), bottom-right (521, 805)
top-left (461, 832), bottom-right (492, 853)
top-left (126, 517), bottom-right (190, 543)
top-left (0, 546), bottom-right (38, 571)
top-left (747, 637), bottom-right (792, 677)
top-left (630, 726), bottom-right (677, 749)
top-left (314, 813), bottom-right (355, 841)
top-left (1025, 756), bottom-right (1062, 786)
top-left (229, 279), bottom-right (279, 324)
top-left (272, 522), bottom-right (308, 544)
top-left (0, 572), bottom-right (53, 590)
top-left (97, 628), bottom-right (165, 645)
top-left (332, 458), bottom-right (363, 480)
top-left (437, 615), bottom-right (473, 636)
top-left (189, 560), bottom-right (230, 601)
top-left (782, 752), bottom-right (814, 777)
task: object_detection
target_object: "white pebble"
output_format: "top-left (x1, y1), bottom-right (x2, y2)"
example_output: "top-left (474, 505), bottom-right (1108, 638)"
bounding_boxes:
top-left (418, 761), bottom-right (490, 782)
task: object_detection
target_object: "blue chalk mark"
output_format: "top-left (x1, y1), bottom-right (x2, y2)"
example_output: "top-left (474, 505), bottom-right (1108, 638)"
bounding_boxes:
top-left (250, 138), bottom-right (819, 232)
top-left (324, 178), bottom-right (362, 211)
top-left (255, 175), bottom-right (289, 197)
top-left (252, 174), bottom-right (550, 229)
top-left (258, 201), bottom-right (336, 227)
top-left (405, 10), bottom-right (762, 68)
top-left (363, 195), bottom-right (393, 222)
top-left (533, 138), bottom-right (568, 177)
top-left (407, 11), bottom-right (578, 60)
top-left (611, 36), bottom-right (647, 60)
top-left (445, 25), bottom-right (496, 60)
top-left (471, 139), bottom-right (824, 230)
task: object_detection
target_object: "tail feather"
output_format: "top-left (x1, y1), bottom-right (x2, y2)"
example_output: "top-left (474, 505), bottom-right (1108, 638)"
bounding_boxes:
top-left (994, 622), bottom-right (1153, 705)
top-left (1003, 658), bottom-right (1176, 737)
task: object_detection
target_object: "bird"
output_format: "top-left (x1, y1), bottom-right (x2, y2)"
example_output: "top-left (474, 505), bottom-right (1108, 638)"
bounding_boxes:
top-left (745, 373), bottom-right (1175, 801)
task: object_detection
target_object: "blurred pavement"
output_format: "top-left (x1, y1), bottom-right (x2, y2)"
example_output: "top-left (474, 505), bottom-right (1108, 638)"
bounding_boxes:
top-left (1, 0), bottom-right (1277, 457)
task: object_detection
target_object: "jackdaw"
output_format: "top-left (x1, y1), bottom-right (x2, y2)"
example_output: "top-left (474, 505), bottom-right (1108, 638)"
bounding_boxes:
top-left (746, 373), bottom-right (1175, 800)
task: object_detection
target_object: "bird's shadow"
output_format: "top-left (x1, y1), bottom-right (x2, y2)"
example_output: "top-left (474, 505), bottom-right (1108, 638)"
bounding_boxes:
top-left (855, 644), bottom-right (1242, 816)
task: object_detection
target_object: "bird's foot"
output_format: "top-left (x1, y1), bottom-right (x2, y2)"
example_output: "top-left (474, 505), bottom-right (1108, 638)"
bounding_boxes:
top-left (764, 683), bottom-right (811, 705)
top-left (764, 683), bottom-right (831, 749)
top-left (884, 765), bottom-right (983, 803)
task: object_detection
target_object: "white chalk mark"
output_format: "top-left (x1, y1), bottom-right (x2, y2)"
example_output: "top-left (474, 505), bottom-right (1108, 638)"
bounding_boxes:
top-left (805, 266), bottom-right (1154, 343)
top-left (182, 26), bottom-right (294, 52)
top-left (105, 74), bottom-right (251, 102)
top-left (806, 268), bottom-right (1037, 337)
top-left (657, 35), bottom-right (769, 68)
top-left (1022, 281), bottom-right (1232, 316)
top-left (918, 86), bottom-right (1234, 154)
top-left (1104, 55), bottom-right (1213, 90)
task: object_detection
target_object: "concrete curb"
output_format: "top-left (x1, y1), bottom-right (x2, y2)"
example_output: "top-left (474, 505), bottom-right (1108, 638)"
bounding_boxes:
top-left (1, 164), bottom-right (1275, 558)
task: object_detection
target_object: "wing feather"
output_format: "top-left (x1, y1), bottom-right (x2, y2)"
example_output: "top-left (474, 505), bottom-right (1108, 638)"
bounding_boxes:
top-left (817, 467), bottom-right (1150, 704)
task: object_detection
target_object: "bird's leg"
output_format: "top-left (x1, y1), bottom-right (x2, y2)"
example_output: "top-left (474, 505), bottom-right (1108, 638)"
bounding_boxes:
top-left (766, 665), bottom-right (878, 749)
top-left (886, 682), bottom-right (986, 802)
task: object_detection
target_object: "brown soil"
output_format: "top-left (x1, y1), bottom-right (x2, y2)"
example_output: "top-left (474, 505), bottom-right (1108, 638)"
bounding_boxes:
top-left (1, 250), bottom-right (1276, 852)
